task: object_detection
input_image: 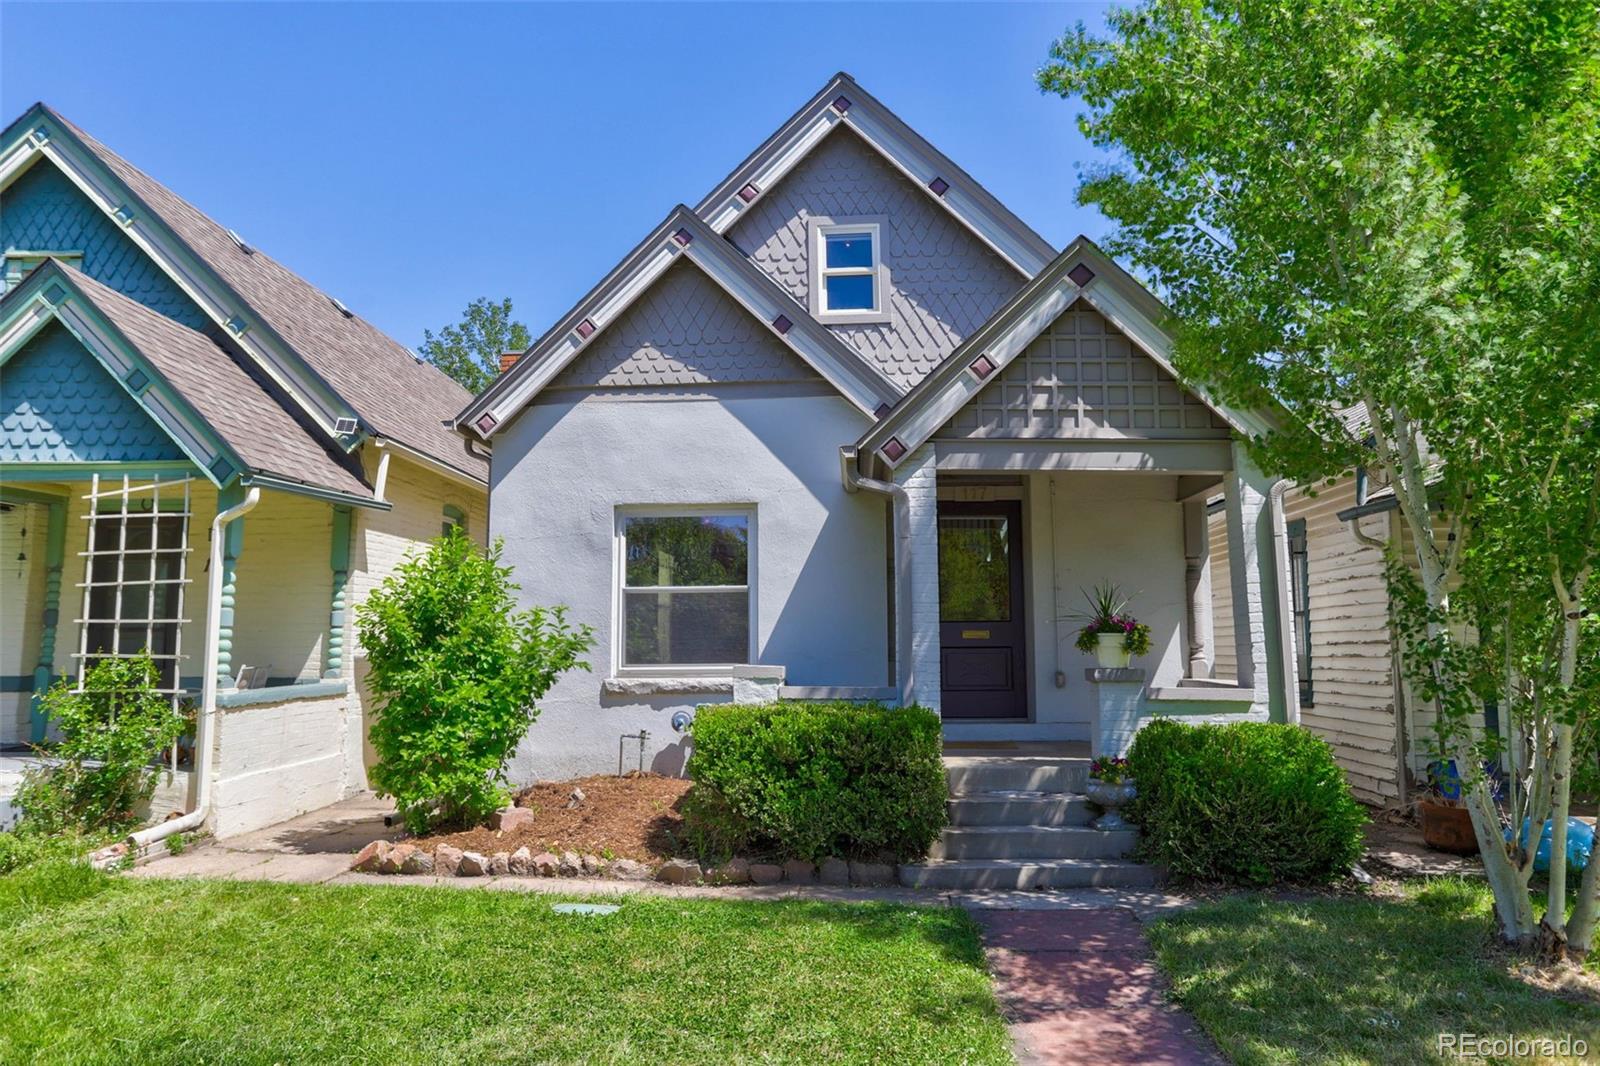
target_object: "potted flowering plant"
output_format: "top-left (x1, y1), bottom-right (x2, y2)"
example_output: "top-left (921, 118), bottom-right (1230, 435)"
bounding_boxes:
top-left (1073, 583), bottom-right (1151, 668)
top-left (1086, 756), bottom-right (1136, 831)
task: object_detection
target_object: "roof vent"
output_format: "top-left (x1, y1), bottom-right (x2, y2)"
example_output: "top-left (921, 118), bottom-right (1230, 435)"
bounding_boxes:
top-left (226, 228), bottom-right (254, 255)
top-left (333, 416), bottom-right (359, 435)
top-left (329, 295), bottom-right (354, 318)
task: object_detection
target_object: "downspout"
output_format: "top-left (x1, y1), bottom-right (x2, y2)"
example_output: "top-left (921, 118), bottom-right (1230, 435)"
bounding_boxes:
top-left (372, 440), bottom-right (392, 503)
top-left (1268, 479), bottom-right (1300, 724)
top-left (841, 446), bottom-right (913, 704)
top-left (121, 486), bottom-right (261, 858)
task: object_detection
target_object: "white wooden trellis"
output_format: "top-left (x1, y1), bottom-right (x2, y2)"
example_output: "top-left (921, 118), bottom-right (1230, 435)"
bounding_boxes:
top-left (73, 474), bottom-right (194, 769)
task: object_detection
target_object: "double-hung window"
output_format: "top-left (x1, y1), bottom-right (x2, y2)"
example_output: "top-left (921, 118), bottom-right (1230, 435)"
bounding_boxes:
top-left (618, 509), bottom-right (752, 670)
top-left (809, 219), bottom-right (887, 322)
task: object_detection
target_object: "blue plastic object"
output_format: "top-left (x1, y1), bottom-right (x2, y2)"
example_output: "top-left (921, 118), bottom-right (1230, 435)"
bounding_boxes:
top-left (1505, 817), bottom-right (1594, 874)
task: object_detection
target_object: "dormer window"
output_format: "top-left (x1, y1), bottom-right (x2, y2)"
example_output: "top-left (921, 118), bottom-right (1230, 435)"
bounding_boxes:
top-left (808, 218), bottom-right (889, 323)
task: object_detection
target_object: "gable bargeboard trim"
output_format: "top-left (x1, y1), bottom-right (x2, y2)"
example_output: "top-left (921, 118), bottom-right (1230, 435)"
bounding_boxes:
top-left (854, 237), bottom-right (1280, 480)
top-left (455, 208), bottom-right (902, 438)
top-left (1, 261), bottom-right (387, 508)
top-left (0, 106), bottom-right (364, 448)
top-left (695, 73), bottom-right (1056, 279)
top-left (1, 264), bottom-right (244, 486)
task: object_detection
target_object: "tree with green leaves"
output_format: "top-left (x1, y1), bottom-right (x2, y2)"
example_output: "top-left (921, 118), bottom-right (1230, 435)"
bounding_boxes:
top-left (418, 296), bottom-right (532, 394)
top-left (355, 529), bottom-right (593, 833)
top-left (1040, 0), bottom-right (1599, 953)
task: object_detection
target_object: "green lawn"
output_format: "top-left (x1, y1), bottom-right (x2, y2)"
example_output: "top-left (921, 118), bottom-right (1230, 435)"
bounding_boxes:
top-left (1149, 879), bottom-right (1600, 1065)
top-left (0, 862), bottom-right (1010, 1065)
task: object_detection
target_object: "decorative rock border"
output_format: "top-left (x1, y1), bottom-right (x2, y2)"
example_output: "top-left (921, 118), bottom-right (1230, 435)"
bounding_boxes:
top-left (350, 839), bottom-right (898, 887)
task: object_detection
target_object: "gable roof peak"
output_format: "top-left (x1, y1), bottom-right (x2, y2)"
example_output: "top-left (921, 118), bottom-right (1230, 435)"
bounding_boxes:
top-left (455, 203), bottom-right (902, 437)
top-left (694, 73), bottom-right (1056, 278)
top-left (2, 102), bottom-right (485, 483)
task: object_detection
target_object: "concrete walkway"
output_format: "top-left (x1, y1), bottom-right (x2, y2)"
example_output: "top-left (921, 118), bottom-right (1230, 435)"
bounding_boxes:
top-left (129, 793), bottom-right (1219, 1064)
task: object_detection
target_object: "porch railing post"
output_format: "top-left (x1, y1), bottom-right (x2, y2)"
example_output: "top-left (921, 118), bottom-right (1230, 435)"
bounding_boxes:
top-left (28, 498), bottom-right (66, 743)
top-left (1182, 498), bottom-right (1211, 679)
top-left (325, 506), bottom-right (352, 679)
top-left (214, 484), bottom-right (247, 691)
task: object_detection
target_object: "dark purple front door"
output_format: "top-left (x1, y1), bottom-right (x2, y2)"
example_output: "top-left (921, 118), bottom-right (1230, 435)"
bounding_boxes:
top-left (937, 500), bottom-right (1027, 719)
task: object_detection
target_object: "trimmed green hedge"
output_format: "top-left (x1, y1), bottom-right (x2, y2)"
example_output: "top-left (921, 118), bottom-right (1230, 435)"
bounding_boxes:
top-left (1128, 718), bottom-right (1367, 885)
top-left (684, 701), bottom-right (946, 863)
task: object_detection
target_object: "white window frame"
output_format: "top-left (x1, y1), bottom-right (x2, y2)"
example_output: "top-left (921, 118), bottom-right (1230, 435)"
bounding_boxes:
top-left (807, 217), bottom-right (890, 324)
top-left (612, 504), bottom-right (756, 677)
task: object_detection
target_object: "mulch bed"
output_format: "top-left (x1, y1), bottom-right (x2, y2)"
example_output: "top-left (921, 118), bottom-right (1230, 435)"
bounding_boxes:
top-left (409, 773), bottom-right (691, 862)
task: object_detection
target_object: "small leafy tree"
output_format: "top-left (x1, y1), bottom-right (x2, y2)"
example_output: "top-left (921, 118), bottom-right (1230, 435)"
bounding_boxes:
top-left (1040, 0), bottom-right (1600, 953)
top-left (418, 296), bottom-right (532, 394)
top-left (356, 529), bottom-right (592, 833)
top-left (16, 653), bottom-right (188, 834)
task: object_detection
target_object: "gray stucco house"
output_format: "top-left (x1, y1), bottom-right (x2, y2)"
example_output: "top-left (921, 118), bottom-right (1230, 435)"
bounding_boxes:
top-left (457, 73), bottom-right (1296, 781)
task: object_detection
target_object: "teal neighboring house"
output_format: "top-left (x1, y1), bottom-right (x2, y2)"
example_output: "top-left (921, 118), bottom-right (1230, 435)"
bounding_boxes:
top-left (0, 104), bottom-right (487, 837)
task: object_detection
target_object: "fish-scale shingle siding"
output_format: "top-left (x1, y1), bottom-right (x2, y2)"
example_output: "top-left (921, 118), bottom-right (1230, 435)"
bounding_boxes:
top-left (543, 260), bottom-right (822, 393)
top-left (0, 321), bottom-right (182, 463)
top-left (2, 162), bottom-right (208, 329)
top-left (729, 128), bottom-right (1025, 390)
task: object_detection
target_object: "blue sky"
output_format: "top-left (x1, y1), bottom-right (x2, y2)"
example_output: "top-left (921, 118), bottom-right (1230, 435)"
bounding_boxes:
top-left (2, 2), bottom-right (1118, 351)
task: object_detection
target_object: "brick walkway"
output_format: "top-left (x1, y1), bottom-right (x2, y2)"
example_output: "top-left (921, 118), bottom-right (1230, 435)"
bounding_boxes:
top-left (974, 908), bottom-right (1224, 1066)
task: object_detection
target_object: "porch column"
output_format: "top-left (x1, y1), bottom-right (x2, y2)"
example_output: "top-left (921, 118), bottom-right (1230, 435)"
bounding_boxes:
top-left (1182, 498), bottom-right (1212, 679)
top-left (325, 506), bottom-right (351, 679)
top-left (1087, 667), bottom-right (1148, 758)
top-left (28, 498), bottom-right (66, 743)
top-left (214, 485), bottom-right (246, 691)
top-left (1223, 442), bottom-right (1287, 720)
top-left (894, 443), bottom-right (941, 711)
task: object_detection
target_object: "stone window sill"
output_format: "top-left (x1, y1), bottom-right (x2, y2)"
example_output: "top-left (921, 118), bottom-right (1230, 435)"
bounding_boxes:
top-left (601, 676), bottom-right (736, 697)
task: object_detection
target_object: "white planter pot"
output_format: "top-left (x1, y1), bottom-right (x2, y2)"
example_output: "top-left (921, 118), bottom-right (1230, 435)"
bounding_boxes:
top-left (1086, 778), bottom-right (1137, 831)
top-left (1095, 633), bottom-right (1132, 669)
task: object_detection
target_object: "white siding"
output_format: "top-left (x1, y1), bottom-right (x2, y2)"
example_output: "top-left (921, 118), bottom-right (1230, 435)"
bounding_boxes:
top-left (1288, 479), bottom-right (1402, 804)
top-left (1207, 506), bottom-right (1237, 681)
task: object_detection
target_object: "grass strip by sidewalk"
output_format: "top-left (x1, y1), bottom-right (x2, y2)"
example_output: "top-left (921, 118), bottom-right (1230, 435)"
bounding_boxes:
top-left (1148, 878), bottom-right (1600, 1065)
top-left (0, 861), bottom-right (1010, 1065)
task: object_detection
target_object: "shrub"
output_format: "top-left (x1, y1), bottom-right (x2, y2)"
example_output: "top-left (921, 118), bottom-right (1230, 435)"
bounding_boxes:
top-left (684, 701), bottom-right (946, 862)
top-left (1127, 717), bottom-right (1367, 885)
top-left (15, 653), bottom-right (187, 835)
top-left (355, 529), bottom-right (594, 833)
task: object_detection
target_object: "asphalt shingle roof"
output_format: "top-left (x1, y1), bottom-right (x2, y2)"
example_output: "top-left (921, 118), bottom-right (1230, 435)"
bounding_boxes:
top-left (44, 263), bottom-right (374, 499)
top-left (48, 107), bottom-right (484, 482)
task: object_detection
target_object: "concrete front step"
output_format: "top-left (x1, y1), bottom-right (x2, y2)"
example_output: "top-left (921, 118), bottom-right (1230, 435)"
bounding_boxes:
top-left (929, 825), bottom-right (1138, 861)
top-left (947, 793), bottom-right (1097, 827)
top-left (944, 756), bottom-right (1090, 796)
top-left (898, 857), bottom-right (1160, 890)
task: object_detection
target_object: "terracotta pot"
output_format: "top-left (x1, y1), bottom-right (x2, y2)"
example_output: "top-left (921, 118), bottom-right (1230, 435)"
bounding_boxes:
top-left (1418, 798), bottom-right (1479, 855)
top-left (1095, 633), bottom-right (1132, 669)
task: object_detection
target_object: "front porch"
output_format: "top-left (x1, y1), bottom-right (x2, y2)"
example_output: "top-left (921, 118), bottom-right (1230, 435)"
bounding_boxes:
top-left (906, 461), bottom-right (1287, 756)
top-left (0, 472), bottom-right (367, 836)
top-left (849, 262), bottom-right (1296, 756)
